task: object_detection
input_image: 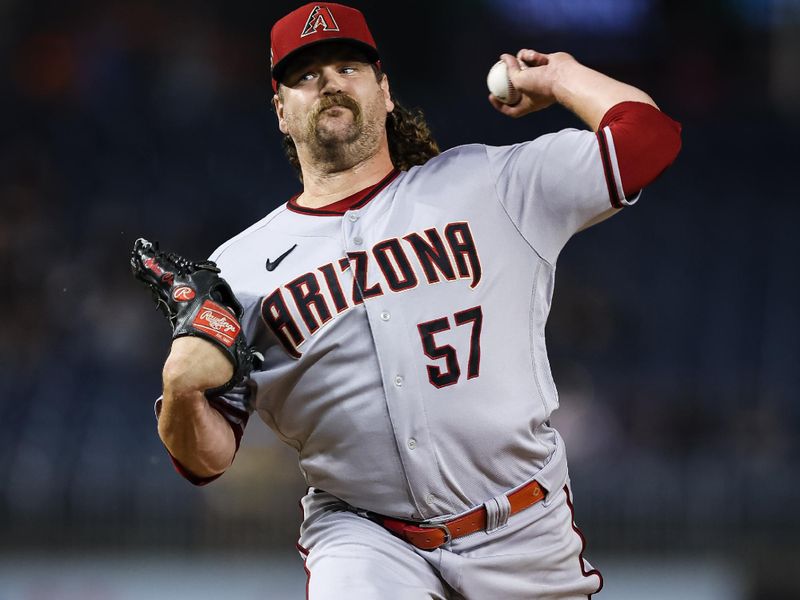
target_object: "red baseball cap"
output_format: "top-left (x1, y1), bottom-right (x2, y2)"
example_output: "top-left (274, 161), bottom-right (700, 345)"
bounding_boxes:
top-left (270, 3), bottom-right (380, 92)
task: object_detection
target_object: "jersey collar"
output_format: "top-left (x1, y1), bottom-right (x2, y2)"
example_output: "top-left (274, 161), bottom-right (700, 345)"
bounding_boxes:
top-left (287, 168), bottom-right (400, 217)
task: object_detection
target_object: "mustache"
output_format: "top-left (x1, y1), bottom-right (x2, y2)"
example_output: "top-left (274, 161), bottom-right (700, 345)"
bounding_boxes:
top-left (310, 94), bottom-right (362, 123)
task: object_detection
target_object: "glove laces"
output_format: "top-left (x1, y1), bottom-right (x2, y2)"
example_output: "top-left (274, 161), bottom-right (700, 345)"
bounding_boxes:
top-left (164, 252), bottom-right (220, 275)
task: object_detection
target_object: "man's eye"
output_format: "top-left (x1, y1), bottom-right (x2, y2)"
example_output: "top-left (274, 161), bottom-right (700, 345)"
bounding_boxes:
top-left (300, 72), bottom-right (316, 81)
top-left (340, 66), bottom-right (356, 74)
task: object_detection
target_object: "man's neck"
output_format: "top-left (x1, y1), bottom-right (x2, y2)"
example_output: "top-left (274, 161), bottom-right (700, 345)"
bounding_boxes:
top-left (296, 147), bottom-right (395, 209)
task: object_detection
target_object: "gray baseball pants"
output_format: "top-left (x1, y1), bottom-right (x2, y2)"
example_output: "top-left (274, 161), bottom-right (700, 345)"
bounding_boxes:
top-left (297, 483), bottom-right (602, 599)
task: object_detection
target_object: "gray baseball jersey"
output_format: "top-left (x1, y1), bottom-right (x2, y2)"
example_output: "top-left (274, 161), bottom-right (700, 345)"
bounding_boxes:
top-left (212, 126), bottom-right (635, 522)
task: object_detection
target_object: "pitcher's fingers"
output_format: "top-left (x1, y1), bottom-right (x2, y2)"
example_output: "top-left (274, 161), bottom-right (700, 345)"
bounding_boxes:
top-left (488, 94), bottom-right (526, 118)
top-left (516, 49), bottom-right (549, 67)
top-left (500, 53), bottom-right (522, 77)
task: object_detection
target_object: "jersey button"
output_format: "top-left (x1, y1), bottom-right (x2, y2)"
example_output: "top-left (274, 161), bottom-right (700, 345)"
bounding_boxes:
top-left (353, 236), bottom-right (363, 246)
top-left (425, 493), bottom-right (436, 505)
top-left (380, 311), bottom-right (390, 321)
top-left (348, 213), bottom-right (359, 222)
top-left (407, 438), bottom-right (417, 450)
top-left (394, 375), bottom-right (404, 387)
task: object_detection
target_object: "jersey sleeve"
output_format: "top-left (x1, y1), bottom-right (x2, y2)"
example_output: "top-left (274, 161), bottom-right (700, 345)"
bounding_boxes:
top-left (486, 128), bottom-right (636, 265)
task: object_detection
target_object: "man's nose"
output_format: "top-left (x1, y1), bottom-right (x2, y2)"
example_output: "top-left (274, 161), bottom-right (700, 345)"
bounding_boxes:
top-left (319, 69), bottom-right (345, 95)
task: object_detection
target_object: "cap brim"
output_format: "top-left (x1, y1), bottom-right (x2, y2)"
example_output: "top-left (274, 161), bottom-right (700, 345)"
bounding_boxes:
top-left (272, 38), bottom-right (380, 85)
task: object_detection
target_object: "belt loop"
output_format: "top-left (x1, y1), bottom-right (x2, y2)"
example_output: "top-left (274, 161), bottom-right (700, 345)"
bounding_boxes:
top-left (484, 494), bottom-right (511, 533)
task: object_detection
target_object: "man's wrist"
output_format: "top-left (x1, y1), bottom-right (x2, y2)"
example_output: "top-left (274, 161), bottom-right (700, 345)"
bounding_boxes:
top-left (550, 56), bottom-right (585, 110)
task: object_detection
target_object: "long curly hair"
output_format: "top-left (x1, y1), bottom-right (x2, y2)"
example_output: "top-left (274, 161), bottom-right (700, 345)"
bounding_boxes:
top-left (280, 86), bottom-right (440, 181)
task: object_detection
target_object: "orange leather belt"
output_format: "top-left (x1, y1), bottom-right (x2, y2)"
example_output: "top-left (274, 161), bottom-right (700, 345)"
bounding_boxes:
top-left (377, 480), bottom-right (546, 551)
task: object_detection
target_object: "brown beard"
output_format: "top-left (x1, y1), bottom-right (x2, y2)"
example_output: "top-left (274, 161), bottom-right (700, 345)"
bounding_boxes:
top-left (306, 93), bottom-right (363, 146)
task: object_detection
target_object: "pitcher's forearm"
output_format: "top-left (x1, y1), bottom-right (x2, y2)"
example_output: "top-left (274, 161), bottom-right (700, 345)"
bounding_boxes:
top-left (551, 58), bottom-right (657, 131)
top-left (492, 50), bottom-right (660, 132)
top-left (158, 387), bottom-right (236, 477)
top-left (158, 336), bottom-right (237, 477)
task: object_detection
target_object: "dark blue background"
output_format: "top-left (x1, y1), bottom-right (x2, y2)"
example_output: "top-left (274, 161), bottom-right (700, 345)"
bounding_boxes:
top-left (1, 0), bottom-right (798, 595)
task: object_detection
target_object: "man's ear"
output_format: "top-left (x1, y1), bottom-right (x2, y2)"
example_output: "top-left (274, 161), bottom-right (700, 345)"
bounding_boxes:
top-left (273, 92), bottom-right (288, 134)
top-left (380, 75), bottom-right (395, 114)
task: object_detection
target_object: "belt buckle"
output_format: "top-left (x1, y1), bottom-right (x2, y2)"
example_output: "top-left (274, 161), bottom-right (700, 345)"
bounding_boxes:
top-left (419, 521), bottom-right (452, 547)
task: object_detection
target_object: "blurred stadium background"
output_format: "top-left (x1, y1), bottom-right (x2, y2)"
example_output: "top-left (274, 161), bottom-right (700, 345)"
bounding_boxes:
top-left (1, 0), bottom-right (799, 597)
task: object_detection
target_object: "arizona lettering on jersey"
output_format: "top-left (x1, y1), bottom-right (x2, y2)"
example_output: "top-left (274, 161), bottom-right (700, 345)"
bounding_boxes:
top-left (261, 222), bottom-right (482, 358)
top-left (209, 134), bottom-right (634, 520)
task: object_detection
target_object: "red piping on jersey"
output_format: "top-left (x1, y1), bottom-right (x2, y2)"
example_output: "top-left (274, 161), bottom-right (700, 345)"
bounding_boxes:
top-left (297, 541), bottom-right (311, 599)
top-left (564, 485), bottom-right (604, 598)
top-left (297, 494), bottom-right (311, 599)
top-left (596, 128), bottom-right (622, 209)
top-left (287, 169), bottom-right (401, 216)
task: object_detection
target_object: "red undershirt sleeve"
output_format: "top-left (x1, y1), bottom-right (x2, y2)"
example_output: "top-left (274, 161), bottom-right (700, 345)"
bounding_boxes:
top-left (596, 101), bottom-right (682, 204)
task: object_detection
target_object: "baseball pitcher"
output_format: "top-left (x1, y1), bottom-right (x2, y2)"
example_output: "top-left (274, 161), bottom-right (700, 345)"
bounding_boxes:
top-left (132, 3), bottom-right (681, 598)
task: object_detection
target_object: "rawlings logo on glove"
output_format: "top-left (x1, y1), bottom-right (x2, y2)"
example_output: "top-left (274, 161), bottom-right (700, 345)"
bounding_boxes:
top-left (193, 301), bottom-right (241, 346)
top-left (130, 238), bottom-right (262, 392)
top-left (172, 286), bottom-right (196, 302)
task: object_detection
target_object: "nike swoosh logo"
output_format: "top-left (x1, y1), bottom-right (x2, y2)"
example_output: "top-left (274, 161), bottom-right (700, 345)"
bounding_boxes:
top-left (265, 244), bottom-right (297, 272)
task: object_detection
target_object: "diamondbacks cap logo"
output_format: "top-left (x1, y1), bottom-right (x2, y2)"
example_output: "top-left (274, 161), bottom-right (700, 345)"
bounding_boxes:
top-left (301, 5), bottom-right (339, 38)
top-left (172, 286), bottom-right (195, 302)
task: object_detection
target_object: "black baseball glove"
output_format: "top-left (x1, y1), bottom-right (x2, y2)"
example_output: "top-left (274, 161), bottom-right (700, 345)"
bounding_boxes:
top-left (130, 238), bottom-right (262, 393)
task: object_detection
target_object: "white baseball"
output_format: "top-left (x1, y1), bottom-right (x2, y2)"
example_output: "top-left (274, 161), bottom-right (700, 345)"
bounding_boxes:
top-left (486, 60), bottom-right (521, 106)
